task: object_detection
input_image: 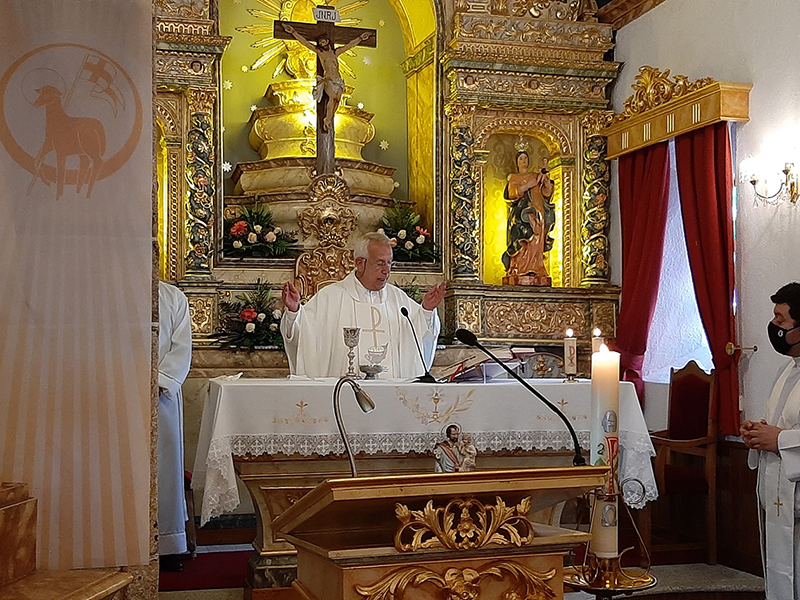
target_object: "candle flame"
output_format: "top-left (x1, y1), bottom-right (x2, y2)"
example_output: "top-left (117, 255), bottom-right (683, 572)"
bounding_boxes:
top-left (600, 343), bottom-right (609, 353)
top-left (566, 328), bottom-right (574, 337)
top-left (593, 328), bottom-right (601, 337)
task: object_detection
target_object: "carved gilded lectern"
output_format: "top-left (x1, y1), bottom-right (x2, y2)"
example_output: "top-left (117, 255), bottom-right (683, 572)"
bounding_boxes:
top-left (273, 466), bottom-right (607, 600)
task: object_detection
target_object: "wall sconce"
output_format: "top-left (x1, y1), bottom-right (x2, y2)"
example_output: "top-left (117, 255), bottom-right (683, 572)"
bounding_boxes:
top-left (740, 159), bottom-right (799, 206)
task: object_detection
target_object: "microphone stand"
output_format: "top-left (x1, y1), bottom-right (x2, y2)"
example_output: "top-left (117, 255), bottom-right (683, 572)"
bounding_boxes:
top-left (455, 329), bottom-right (586, 467)
top-left (400, 307), bottom-right (437, 383)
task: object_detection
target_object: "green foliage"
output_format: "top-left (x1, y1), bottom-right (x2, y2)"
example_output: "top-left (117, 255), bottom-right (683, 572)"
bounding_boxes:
top-left (379, 202), bottom-right (437, 262)
top-left (223, 203), bottom-right (301, 259)
top-left (218, 280), bottom-right (285, 351)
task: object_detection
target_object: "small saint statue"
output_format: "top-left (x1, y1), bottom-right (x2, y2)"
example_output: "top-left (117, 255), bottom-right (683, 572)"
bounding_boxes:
top-left (434, 424), bottom-right (463, 473)
top-left (460, 433), bottom-right (477, 472)
top-left (281, 23), bottom-right (372, 132)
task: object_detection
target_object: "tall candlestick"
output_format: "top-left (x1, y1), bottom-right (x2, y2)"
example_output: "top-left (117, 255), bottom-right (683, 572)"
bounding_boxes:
top-left (589, 343), bottom-right (620, 558)
top-left (564, 328), bottom-right (577, 376)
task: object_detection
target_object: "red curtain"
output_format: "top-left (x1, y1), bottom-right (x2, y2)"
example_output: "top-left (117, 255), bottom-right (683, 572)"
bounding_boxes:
top-left (616, 142), bottom-right (671, 400)
top-left (675, 122), bottom-right (739, 435)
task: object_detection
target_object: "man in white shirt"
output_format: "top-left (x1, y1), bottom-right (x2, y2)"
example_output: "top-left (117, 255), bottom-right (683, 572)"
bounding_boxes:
top-left (280, 232), bottom-right (446, 378)
top-left (741, 282), bottom-right (800, 599)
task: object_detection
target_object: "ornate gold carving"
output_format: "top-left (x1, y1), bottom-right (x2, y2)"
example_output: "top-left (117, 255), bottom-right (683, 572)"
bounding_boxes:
top-left (155, 96), bottom-right (181, 138)
top-left (457, 299), bottom-right (481, 332)
top-left (485, 301), bottom-right (585, 336)
top-left (615, 66), bottom-right (715, 123)
top-left (157, 19), bottom-right (213, 35)
top-left (580, 131), bottom-right (610, 286)
top-left (297, 179), bottom-right (357, 247)
top-left (580, 109), bottom-right (614, 135)
top-left (187, 295), bottom-right (214, 334)
top-left (473, 116), bottom-right (574, 157)
top-left (453, 14), bottom-right (612, 53)
top-left (155, 0), bottom-right (209, 20)
top-left (156, 32), bottom-right (231, 50)
top-left (445, 103), bottom-right (476, 128)
top-left (167, 148), bottom-right (181, 280)
top-left (449, 122), bottom-right (480, 279)
top-left (156, 52), bottom-right (214, 86)
top-left (451, 71), bottom-right (608, 106)
top-left (592, 301), bottom-right (616, 338)
top-left (355, 561), bottom-right (556, 600)
top-left (395, 496), bottom-right (534, 552)
top-left (524, 0), bottom-right (598, 21)
top-left (295, 246), bottom-right (356, 301)
top-left (187, 87), bottom-right (215, 114)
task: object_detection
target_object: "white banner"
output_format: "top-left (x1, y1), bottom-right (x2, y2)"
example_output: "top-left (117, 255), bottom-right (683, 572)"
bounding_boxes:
top-left (0, 0), bottom-right (152, 568)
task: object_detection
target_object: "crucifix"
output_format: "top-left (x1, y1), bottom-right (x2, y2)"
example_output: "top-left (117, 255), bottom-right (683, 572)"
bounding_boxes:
top-left (274, 14), bottom-right (376, 175)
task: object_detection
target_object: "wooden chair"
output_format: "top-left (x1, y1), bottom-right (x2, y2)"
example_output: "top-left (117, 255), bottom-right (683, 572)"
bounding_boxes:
top-left (644, 361), bottom-right (717, 564)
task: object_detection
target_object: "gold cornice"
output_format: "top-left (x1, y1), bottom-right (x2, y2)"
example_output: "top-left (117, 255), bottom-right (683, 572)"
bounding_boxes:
top-left (604, 67), bottom-right (751, 159)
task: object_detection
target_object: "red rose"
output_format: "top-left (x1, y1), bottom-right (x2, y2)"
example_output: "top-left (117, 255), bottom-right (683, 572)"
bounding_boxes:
top-left (230, 221), bottom-right (248, 237)
top-left (240, 308), bottom-right (258, 322)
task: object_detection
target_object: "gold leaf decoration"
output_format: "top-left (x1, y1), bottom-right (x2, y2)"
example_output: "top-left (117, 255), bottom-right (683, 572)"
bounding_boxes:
top-left (616, 66), bottom-right (715, 123)
top-left (355, 561), bottom-right (556, 600)
top-left (394, 496), bottom-right (534, 552)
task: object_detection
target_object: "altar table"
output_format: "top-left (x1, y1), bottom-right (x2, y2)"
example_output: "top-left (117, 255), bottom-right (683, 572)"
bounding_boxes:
top-left (194, 377), bottom-right (658, 526)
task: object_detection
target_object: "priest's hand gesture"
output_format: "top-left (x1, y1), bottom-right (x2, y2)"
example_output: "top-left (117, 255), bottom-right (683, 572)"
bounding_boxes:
top-left (282, 281), bottom-right (301, 313)
top-left (422, 282), bottom-right (446, 311)
top-left (741, 419), bottom-right (781, 453)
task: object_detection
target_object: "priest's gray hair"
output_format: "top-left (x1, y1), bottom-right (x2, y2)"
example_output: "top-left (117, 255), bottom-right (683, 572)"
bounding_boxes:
top-left (354, 232), bottom-right (391, 259)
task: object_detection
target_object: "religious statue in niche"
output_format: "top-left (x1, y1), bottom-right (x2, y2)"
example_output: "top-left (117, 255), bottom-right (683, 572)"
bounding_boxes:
top-left (281, 23), bottom-right (372, 132)
top-left (501, 145), bottom-right (556, 286)
top-left (433, 423), bottom-right (477, 473)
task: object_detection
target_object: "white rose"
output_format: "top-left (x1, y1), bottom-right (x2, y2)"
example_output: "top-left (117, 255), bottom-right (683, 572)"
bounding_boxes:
top-left (265, 231), bottom-right (277, 243)
top-left (269, 323), bottom-right (278, 331)
top-left (245, 322), bottom-right (256, 333)
top-left (416, 235), bottom-right (426, 244)
top-left (254, 225), bottom-right (262, 233)
top-left (274, 227), bottom-right (282, 235)
top-left (377, 228), bottom-right (385, 235)
top-left (404, 241), bottom-right (414, 250)
top-left (257, 313), bottom-right (266, 322)
top-left (247, 232), bottom-right (257, 243)
top-left (398, 229), bottom-right (407, 239)
top-left (272, 309), bottom-right (282, 319)
top-left (233, 240), bottom-right (242, 249)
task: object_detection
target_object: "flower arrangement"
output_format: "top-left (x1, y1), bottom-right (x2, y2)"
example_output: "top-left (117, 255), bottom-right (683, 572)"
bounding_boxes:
top-left (379, 202), bottom-right (437, 262)
top-left (218, 281), bottom-right (284, 351)
top-left (223, 203), bottom-right (300, 258)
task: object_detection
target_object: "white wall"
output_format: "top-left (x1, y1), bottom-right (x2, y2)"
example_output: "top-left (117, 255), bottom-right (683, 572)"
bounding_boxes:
top-left (610, 0), bottom-right (800, 421)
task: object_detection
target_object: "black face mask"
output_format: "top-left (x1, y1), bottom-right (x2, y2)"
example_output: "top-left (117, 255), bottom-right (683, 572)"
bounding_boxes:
top-left (767, 321), bottom-right (800, 355)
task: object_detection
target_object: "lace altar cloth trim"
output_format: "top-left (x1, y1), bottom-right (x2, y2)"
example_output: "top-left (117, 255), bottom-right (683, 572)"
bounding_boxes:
top-left (197, 429), bottom-right (658, 524)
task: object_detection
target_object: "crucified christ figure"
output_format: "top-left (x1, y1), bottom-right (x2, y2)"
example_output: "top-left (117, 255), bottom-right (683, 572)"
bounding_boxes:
top-left (282, 24), bottom-right (371, 132)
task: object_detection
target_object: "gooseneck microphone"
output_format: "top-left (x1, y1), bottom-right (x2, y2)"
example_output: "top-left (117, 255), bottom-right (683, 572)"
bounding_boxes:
top-left (400, 307), bottom-right (437, 383)
top-left (455, 328), bottom-right (586, 467)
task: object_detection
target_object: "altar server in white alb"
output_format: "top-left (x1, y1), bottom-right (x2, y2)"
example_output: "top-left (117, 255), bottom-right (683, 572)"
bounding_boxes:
top-left (158, 281), bottom-right (193, 571)
top-left (741, 282), bottom-right (800, 599)
top-left (280, 232), bottom-right (445, 378)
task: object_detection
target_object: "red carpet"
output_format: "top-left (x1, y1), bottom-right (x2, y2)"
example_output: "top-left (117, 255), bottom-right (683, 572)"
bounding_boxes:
top-left (159, 551), bottom-right (251, 591)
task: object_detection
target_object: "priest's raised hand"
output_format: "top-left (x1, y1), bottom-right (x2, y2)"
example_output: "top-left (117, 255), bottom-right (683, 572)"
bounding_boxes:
top-left (423, 282), bottom-right (447, 311)
top-left (282, 280), bottom-right (301, 313)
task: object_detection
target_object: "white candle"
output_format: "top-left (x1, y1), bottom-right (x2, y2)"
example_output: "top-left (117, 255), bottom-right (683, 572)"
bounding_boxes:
top-left (591, 328), bottom-right (604, 355)
top-left (589, 343), bottom-right (621, 557)
top-left (564, 328), bottom-right (577, 376)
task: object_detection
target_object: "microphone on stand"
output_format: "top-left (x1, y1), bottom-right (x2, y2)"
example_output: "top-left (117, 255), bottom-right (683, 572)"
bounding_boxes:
top-left (400, 307), bottom-right (438, 383)
top-left (455, 328), bottom-right (586, 467)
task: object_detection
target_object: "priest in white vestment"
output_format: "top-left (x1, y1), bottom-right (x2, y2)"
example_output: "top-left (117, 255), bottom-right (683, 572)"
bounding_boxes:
top-left (742, 282), bottom-right (800, 599)
top-left (280, 232), bottom-right (446, 379)
top-left (158, 282), bottom-right (193, 571)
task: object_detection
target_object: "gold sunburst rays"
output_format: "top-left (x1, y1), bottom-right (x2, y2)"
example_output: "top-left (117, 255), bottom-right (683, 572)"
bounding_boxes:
top-left (236, 0), bottom-right (368, 78)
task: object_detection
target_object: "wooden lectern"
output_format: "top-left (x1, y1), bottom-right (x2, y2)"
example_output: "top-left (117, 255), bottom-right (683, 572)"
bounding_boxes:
top-left (273, 466), bottom-right (606, 600)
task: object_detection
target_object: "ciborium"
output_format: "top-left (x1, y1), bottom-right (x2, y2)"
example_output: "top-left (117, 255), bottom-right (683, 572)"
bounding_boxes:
top-left (360, 343), bottom-right (388, 380)
top-left (342, 327), bottom-right (361, 377)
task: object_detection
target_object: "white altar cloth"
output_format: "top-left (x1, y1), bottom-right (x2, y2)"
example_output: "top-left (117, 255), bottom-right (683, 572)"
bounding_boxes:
top-left (194, 378), bottom-right (657, 524)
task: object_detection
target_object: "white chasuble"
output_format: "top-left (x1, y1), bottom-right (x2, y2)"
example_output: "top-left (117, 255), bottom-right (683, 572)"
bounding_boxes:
top-left (749, 357), bottom-right (800, 599)
top-left (281, 271), bottom-right (440, 379)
